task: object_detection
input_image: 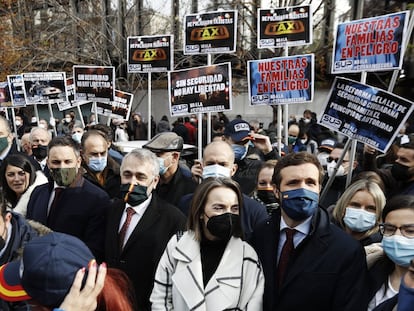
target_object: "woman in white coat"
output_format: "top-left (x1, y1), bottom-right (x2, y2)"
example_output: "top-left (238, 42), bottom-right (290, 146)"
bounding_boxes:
top-left (151, 177), bottom-right (264, 311)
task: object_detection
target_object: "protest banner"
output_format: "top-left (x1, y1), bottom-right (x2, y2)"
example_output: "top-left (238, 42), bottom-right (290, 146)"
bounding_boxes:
top-left (7, 75), bottom-right (26, 107)
top-left (247, 54), bottom-right (314, 105)
top-left (0, 82), bottom-right (12, 107)
top-left (332, 11), bottom-right (409, 74)
top-left (169, 62), bottom-right (232, 116)
top-left (127, 35), bottom-right (173, 73)
top-left (57, 77), bottom-right (90, 111)
top-left (93, 90), bottom-right (133, 121)
top-left (73, 66), bottom-right (115, 103)
top-left (22, 72), bottom-right (67, 105)
top-left (258, 5), bottom-right (312, 48)
top-left (319, 77), bottom-right (414, 153)
top-left (184, 10), bottom-right (237, 55)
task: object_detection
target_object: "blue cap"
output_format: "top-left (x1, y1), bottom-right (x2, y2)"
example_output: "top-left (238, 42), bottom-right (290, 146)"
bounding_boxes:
top-left (0, 232), bottom-right (94, 307)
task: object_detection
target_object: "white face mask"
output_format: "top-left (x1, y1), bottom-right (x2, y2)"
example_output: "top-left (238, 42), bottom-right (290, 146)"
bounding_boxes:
top-left (317, 153), bottom-right (329, 167)
top-left (343, 207), bottom-right (376, 232)
top-left (15, 120), bottom-right (21, 127)
top-left (202, 164), bottom-right (231, 179)
top-left (326, 160), bottom-right (345, 177)
top-left (65, 117), bottom-right (72, 123)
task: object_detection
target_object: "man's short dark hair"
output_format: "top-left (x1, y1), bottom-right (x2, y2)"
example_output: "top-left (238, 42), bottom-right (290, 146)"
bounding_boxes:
top-left (81, 130), bottom-right (108, 149)
top-left (272, 151), bottom-right (324, 189)
top-left (48, 136), bottom-right (80, 157)
top-left (88, 124), bottom-right (113, 142)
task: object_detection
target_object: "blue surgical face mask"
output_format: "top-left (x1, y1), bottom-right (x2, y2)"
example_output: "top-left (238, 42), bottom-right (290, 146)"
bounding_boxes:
top-left (343, 207), bottom-right (377, 232)
top-left (202, 164), bottom-right (231, 179)
top-left (72, 132), bottom-right (83, 144)
top-left (382, 235), bottom-right (414, 267)
top-left (281, 188), bottom-right (319, 221)
top-left (157, 156), bottom-right (171, 175)
top-left (232, 144), bottom-right (248, 161)
top-left (87, 156), bottom-right (107, 172)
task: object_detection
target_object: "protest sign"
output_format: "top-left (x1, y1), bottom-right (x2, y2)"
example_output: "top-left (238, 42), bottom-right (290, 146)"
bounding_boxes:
top-left (57, 77), bottom-right (91, 111)
top-left (332, 11), bottom-right (409, 74)
top-left (7, 75), bottom-right (26, 107)
top-left (93, 90), bottom-right (133, 121)
top-left (0, 82), bottom-right (12, 107)
top-left (22, 72), bottom-right (67, 105)
top-left (319, 77), bottom-right (414, 152)
top-left (169, 62), bottom-right (232, 116)
top-left (184, 10), bottom-right (237, 55)
top-left (73, 66), bottom-right (115, 103)
top-left (258, 5), bottom-right (312, 48)
top-left (248, 54), bottom-right (314, 105)
top-left (127, 35), bottom-right (173, 73)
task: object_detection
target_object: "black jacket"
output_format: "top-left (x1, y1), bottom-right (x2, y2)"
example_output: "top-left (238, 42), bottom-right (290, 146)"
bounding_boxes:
top-left (250, 207), bottom-right (369, 311)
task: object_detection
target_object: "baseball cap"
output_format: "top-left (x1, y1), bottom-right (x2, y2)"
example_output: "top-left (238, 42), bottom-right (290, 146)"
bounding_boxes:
top-left (143, 132), bottom-right (184, 152)
top-left (318, 138), bottom-right (337, 152)
top-left (224, 119), bottom-right (251, 143)
top-left (0, 232), bottom-right (94, 306)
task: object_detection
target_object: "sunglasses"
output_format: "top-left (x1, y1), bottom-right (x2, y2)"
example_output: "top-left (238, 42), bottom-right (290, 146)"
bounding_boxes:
top-left (327, 157), bottom-right (349, 163)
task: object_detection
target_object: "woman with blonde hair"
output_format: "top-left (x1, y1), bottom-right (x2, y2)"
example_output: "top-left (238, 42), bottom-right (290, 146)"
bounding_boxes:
top-left (332, 179), bottom-right (386, 246)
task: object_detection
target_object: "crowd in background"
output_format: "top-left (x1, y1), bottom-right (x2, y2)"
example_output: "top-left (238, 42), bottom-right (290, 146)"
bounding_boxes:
top-left (0, 105), bottom-right (413, 310)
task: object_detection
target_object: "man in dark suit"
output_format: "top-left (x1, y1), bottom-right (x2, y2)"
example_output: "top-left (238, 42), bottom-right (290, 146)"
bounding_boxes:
top-left (81, 129), bottom-right (120, 199)
top-left (249, 151), bottom-right (369, 311)
top-left (105, 148), bottom-right (186, 311)
top-left (29, 126), bottom-right (52, 178)
top-left (26, 136), bottom-right (109, 262)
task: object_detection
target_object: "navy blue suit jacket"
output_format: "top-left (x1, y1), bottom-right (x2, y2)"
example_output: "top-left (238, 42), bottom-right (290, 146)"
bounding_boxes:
top-left (250, 207), bottom-right (369, 311)
top-left (26, 178), bottom-right (109, 261)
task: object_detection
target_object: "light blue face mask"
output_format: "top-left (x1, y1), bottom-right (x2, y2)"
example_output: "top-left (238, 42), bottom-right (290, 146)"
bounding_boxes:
top-left (202, 164), bottom-right (231, 179)
top-left (232, 144), bottom-right (248, 161)
top-left (382, 235), bottom-right (414, 267)
top-left (87, 156), bottom-right (107, 172)
top-left (343, 207), bottom-right (377, 232)
top-left (157, 156), bottom-right (171, 175)
top-left (281, 188), bottom-right (319, 221)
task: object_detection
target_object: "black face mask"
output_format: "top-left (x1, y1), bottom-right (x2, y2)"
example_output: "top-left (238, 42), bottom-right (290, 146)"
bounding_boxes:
top-left (391, 162), bottom-right (411, 181)
top-left (257, 189), bottom-right (278, 204)
top-left (206, 213), bottom-right (241, 240)
top-left (32, 145), bottom-right (48, 160)
top-left (120, 183), bottom-right (148, 206)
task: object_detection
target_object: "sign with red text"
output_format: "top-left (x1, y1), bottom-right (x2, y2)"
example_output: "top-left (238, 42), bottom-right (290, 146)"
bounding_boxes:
top-left (184, 10), bottom-right (237, 55)
top-left (93, 90), bottom-right (133, 121)
top-left (258, 5), bottom-right (312, 48)
top-left (0, 82), bottom-right (12, 107)
top-left (127, 35), bottom-right (173, 73)
top-left (169, 63), bottom-right (232, 116)
top-left (332, 11), bottom-right (409, 73)
top-left (73, 66), bottom-right (115, 103)
top-left (248, 54), bottom-right (314, 105)
top-left (319, 77), bottom-right (414, 152)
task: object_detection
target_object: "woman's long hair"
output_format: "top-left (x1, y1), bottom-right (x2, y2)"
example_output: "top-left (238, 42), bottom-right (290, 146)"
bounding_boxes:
top-left (0, 154), bottom-right (36, 207)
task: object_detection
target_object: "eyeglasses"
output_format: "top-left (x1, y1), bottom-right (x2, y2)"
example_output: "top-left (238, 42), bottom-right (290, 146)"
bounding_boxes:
top-left (327, 157), bottom-right (349, 163)
top-left (379, 223), bottom-right (414, 238)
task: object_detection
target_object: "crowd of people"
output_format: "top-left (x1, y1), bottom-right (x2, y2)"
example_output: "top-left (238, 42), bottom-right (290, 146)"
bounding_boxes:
top-left (0, 107), bottom-right (412, 310)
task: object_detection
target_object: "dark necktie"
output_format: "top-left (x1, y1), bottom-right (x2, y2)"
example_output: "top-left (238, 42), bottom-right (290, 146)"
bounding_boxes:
top-left (277, 228), bottom-right (296, 287)
top-left (47, 188), bottom-right (64, 226)
top-left (119, 207), bottom-right (136, 250)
